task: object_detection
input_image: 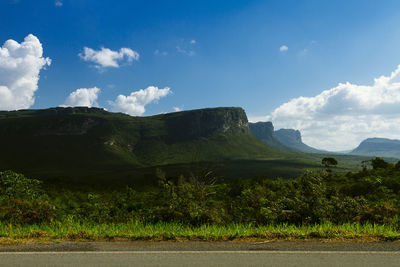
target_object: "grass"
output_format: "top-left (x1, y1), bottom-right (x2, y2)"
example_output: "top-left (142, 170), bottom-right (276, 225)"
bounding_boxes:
top-left (1, 222), bottom-right (399, 243)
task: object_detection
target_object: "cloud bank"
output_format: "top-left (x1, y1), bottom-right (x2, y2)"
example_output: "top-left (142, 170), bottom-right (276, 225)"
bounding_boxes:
top-left (264, 65), bottom-right (400, 151)
top-left (109, 86), bottom-right (171, 116)
top-left (79, 46), bottom-right (139, 68)
top-left (0, 34), bottom-right (51, 110)
top-left (63, 87), bottom-right (100, 107)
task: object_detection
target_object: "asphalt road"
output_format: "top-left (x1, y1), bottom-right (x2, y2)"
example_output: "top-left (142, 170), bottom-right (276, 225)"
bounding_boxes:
top-left (0, 241), bottom-right (400, 266)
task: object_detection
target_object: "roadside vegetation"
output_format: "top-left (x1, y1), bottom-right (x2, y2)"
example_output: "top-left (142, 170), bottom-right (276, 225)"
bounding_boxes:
top-left (1, 157), bottom-right (400, 242)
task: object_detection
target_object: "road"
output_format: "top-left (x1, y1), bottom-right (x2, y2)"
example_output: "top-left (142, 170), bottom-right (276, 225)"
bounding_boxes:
top-left (0, 241), bottom-right (400, 266)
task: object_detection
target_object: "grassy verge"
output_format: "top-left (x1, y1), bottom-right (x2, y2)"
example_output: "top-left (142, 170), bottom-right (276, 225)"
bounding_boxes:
top-left (1, 222), bottom-right (400, 243)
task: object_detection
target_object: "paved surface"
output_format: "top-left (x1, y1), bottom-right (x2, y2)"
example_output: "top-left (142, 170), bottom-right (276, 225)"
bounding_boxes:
top-left (0, 241), bottom-right (400, 266)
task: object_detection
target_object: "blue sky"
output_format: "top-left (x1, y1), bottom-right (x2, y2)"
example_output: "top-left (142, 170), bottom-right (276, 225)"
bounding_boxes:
top-left (2, 0), bottom-right (400, 150)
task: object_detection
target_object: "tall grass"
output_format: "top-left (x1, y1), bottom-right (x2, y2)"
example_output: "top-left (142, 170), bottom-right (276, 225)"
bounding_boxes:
top-left (0, 222), bottom-right (399, 242)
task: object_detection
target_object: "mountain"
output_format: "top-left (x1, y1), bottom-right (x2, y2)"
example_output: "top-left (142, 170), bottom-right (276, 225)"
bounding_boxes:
top-left (350, 138), bottom-right (400, 159)
top-left (249, 122), bottom-right (297, 152)
top-left (0, 107), bottom-right (295, 186)
top-left (249, 122), bottom-right (324, 153)
top-left (274, 129), bottom-right (325, 154)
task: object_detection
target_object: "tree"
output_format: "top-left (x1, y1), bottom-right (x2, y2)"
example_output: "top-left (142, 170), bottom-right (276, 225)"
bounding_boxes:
top-left (371, 157), bottom-right (388, 170)
top-left (321, 157), bottom-right (338, 172)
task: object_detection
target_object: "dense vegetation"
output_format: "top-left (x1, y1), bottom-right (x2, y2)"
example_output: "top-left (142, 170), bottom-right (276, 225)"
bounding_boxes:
top-left (1, 157), bottom-right (400, 229)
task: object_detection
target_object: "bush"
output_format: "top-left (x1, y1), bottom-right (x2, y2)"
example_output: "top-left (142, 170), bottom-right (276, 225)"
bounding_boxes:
top-left (2, 163), bottom-right (400, 226)
top-left (0, 170), bottom-right (44, 201)
top-left (0, 171), bottom-right (56, 224)
top-left (0, 200), bottom-right (56, 224)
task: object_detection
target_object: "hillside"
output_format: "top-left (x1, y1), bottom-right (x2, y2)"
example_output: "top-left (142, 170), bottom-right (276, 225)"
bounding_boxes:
top-left (350, 138), bottom-right (400, 159)
top-left (0, 107), bottom-right (305, 187)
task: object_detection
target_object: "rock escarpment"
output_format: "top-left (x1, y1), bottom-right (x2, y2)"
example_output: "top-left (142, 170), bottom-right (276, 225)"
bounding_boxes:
top-left (274, 128), bottom-right (324, 153)
top-left (249, 121), bottom-right (324, 153)
top-left (249, 122), bottom-right (297, 152)
top-left (161, 107), bottom-right (249, 142)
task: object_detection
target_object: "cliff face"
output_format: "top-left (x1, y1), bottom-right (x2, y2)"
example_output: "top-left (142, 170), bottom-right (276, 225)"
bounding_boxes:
top-left (274, 129), bottom-right (302, 146)
top-left (248, 122), bottom-right (296, 152)
top-left (249, 122), bottom-right (324, 153)
top-left (274, 128), bottom-right (323, 153)
top-left (249, 121), bottom-right (275, 141)
top-left (161, 107), bottom-right (249, 142)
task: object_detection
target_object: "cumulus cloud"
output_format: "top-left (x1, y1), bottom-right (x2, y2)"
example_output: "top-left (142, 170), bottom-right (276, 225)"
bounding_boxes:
top-left (108, 86), bottom-right (171, 116)
top-left (63, 87), bottom-right (100, 107)
top-left (173, 106), bottom-right (182, 112)
top-left (55, 0), bottom-right (63, 7)
top-left (79, 47), bottom-right (139, 68)
top-left (265, 65), bottom-right (400, 151)
top-left (0, 34), bottom-right (51, 110)
top-left (279, 45), bottom-right (288, 52)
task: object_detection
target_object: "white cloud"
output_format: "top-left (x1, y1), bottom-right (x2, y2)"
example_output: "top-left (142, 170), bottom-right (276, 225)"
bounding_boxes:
top-left (79, 46), bottom-right (139, 68)
top-left (176, 46), bottom-right (195, 56)
top-left (108, 86), bottom-right (171, 116)
top-left (266, 65), bottom-right (400, 151)
top-left (55, 0), bottom-right (63, 7)
top-left (190, 40), bottom-right (196, 45)
top-left (63, 87), bottom-right (100, 107)
top-left (173, 106), bottom-right (182, 112)
top-left (0, 34), bottom-right (51, 110)
top-left (279, 45), bottom-right (288, 52)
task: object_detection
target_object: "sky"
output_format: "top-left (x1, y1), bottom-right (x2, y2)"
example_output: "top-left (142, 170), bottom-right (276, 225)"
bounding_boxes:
top-left (2, 0), bottom-right (400, 151)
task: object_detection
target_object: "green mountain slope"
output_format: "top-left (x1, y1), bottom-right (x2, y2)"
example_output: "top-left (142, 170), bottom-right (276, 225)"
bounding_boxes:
top-left (350, 138), bottom-right (400, 159)
top-left (0, 107), bottom-right (298, 186)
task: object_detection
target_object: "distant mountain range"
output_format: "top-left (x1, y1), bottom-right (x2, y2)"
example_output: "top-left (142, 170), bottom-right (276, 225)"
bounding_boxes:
top-left (249, 122), bottom-right (325, 153)
top-left (350, 138), bottom-right (400, 159)
top-left (249, 121), bottom-right (400, 159)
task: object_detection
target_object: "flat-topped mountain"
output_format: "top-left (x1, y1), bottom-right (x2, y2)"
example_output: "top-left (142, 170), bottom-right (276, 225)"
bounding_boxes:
top-left (350, 138), bottom-right (400, 159)
top-left (249, 122), bottom-right (323, 153)
top-left (0, 107), bottom-right (290, 184)
top-left (249, 122), bottom-right (297, 152)
top-left (274, 128), bottom-right (324, 153)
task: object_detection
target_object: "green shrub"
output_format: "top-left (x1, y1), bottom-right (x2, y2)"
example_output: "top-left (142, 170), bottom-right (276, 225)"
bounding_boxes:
top-left (0, 171), bottom-right (56, 224)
